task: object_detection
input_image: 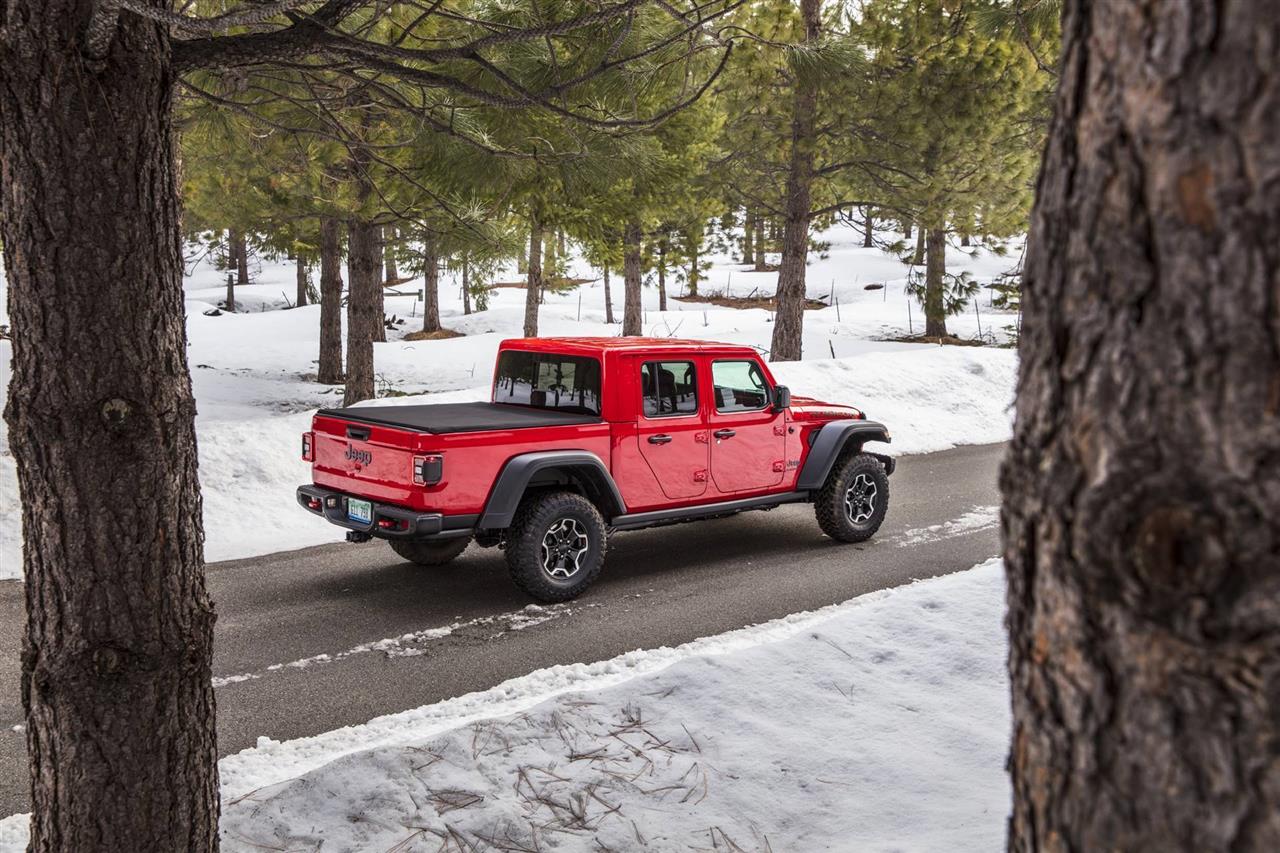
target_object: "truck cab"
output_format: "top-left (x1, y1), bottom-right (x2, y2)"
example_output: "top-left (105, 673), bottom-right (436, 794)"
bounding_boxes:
top-left (299, 338), bottom-right (893, 601)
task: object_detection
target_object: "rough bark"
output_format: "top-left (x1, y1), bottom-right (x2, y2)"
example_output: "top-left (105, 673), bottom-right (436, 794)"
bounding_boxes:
top-left (622, 219), bottom-right (643, 336)
top-left (295, 255), bottom-right (308, 307)
top-left (603, 265), bottom-right (614, 324)
top-left (372, 228), bottom-right (386, 343)
top-left (911, 227), bottom-right (925, 265)
top-left (769, 0), bottom-right (821, 362)
top-left (1002, 2), bottom-right (1280, 850)
top-left (742, 212), bottom-right (755, 265)
top-left (317, 217), bottom-right (345, 385)
top-left (344, 219), bottom-right (381, 405)
top-left (862, 208), bottom-right (874, 248)
top-left (233, 228), bottom-right (249, 285)
top-left (421, 233), bottom-right (441, 333)
top-left (923, 229), bottom-right (947, 338)
top-left (523, 218), bottom-right (542, 337)
top-left (0, 2), bottom-right (220, 849)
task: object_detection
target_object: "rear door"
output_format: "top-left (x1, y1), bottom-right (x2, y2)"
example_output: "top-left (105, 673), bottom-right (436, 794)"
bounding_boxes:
top-left (708, 358), bottom-right (786, 493)
top-left (635, 358), bottom-right (709, 500)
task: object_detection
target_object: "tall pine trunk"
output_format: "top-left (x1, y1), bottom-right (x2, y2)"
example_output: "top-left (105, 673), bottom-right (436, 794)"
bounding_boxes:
top-left (421, 233), bottom-right (440, 333)
top-left (622, 219), bottom-right (643, 336)
top-left (742, 212), bottom-right (755, 265)
top-left (234, 228), bottom-right (249, 285)
top-left (295, 255), bottom-right (309, 307)
top-left (523, 218), bottom-right (542, 337)
top-left (317, 217), bottom-right (344, 384)
top-left (603, 265), bottom-right (614, 324)
top-left (0, 2), bottom-right (220, 848)
top-left (769, 0), bottom-right (821, 362)
top-left (461, 255), bottom-right (472, 315)
top-left (862, 207), bottom-right (874, 247)
top-left (923, 229), bottom-right (947, 338)
top-left (687, 231), bottom-right (701, 296)
top-left (225, 272), bottom-right (236, 313)
top-left (903, 221), bottom-right (913, 239)
top-left (657, 237), bottom-right (668, 312)
top-left (1002, 1), bottom-right (1280, 849)
top-left (344, 219), bottom-right (380, 405)
top-left (372, 228), bottom-right (386, 343)
top-left (754, 216), bottom-right (768, 272)
top-left (911, 228), bottom-right (925, 265)
top-left (383, 226), bottom-right (398, 283)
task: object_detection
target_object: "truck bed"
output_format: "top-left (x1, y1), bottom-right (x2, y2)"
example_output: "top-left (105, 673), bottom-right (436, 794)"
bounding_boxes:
top-left (316, 402), bottom-right (602, 434)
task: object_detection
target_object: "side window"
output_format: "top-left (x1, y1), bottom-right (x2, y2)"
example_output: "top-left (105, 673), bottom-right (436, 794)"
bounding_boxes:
top-left (640, 361), bottom-right (698, 417)
top-left (712, 360), bottom-right (770, 413)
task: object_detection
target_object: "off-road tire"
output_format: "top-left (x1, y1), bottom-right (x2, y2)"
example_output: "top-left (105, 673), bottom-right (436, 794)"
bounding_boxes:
top-left (505, 491), bottom-right (607, 602)
top-left (815, 452), bottom-right (889, 543)
top-left (389, 535), bottom-right (471, 566)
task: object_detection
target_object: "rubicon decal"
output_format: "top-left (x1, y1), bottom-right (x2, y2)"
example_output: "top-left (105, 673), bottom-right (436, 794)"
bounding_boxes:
top-left (344, 445), bottom-right (373, 465)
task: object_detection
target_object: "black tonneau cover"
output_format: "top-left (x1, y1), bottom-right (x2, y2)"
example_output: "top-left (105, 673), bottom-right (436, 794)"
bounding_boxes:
top-left (316, 402), bottom-right (602, 434)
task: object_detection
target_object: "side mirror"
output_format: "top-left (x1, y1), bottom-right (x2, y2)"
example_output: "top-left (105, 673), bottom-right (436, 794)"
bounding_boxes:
top-left (772, 385), bottom-right (791, 410)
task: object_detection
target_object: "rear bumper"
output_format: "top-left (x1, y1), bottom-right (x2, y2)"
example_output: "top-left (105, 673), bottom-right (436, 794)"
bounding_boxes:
top-left (296, 485), bottom-right (473, 540)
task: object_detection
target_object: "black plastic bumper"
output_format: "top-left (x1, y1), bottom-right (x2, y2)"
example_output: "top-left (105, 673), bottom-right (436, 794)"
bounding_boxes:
top-left (296, 485), bottom-right (471, 540)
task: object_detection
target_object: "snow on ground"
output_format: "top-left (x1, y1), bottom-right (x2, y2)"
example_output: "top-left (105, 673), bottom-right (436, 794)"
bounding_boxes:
top-left (0, 225), bottom-right (1020, 578)
top-left (0, 558), bottom-right (1010, 852)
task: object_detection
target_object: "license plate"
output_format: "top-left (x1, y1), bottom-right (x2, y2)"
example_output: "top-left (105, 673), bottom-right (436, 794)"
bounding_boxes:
top-left (347, 498), bottom-right (373, 524)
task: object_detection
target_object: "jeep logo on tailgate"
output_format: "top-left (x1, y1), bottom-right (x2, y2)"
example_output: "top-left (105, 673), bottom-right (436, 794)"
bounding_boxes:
top-left (344, 445), bottom-right (373, 466)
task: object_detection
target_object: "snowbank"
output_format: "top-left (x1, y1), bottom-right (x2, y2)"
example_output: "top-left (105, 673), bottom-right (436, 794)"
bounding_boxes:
top-left (0, 559), bottom-right (1009, 851)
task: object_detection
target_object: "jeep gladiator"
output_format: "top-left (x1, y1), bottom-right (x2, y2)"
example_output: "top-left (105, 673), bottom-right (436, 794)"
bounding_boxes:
top-left (298, 337), bottom-right (893, 601)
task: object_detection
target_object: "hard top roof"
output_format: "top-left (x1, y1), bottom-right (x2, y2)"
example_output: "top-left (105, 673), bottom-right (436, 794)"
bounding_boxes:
top-left (498, 337), bottom-right (761, 357)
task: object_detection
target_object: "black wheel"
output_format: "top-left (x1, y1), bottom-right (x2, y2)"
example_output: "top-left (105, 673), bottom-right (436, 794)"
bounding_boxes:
top-left (389, 535), bottom-right (471, 566)
top-left (505, 491), bottom-right (607, 602)
top-left (815, 453), bottom-right (889, 543)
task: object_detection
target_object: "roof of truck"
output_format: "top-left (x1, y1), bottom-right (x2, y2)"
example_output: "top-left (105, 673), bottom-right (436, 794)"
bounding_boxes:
top-left (499, 337), bottom-right (760, 356)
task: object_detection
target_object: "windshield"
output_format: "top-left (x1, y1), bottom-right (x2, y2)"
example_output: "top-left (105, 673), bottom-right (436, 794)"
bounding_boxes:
top-left (492, 350), bottom-right (602, 416)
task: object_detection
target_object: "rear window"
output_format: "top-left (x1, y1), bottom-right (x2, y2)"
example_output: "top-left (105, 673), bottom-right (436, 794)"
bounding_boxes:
top-left (493, 350), bottom-right (602, 415)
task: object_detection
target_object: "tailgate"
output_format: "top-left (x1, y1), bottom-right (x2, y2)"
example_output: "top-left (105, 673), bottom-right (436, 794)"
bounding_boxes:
top-left (312, 415), bottom-right (422, 505)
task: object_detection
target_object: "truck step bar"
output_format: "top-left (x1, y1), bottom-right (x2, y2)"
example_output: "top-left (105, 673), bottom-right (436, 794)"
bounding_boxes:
top-left (609, 491), bottom-right (811, 533)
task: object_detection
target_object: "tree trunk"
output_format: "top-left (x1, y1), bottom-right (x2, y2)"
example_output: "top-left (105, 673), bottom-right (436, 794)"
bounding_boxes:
top-left (295, 254), bottom-right (309, 307)
top-left (372, 228), bottom-right (385, 343)
top-left (657, 238), bottom-right (668, 312)
top-left (541, 226), bottom-right (556, 301)
top-left (754, 216), bottom-right (768, 272)
top-left (911, 227), bottom-right (926, 265)
top-left (687, 231), bottom-right (701, 296)
top-left (344, 219), bottom-right (380, 405)
top-left (234, 228), bottom-right (249, 285)
top-left (622, 219), bottom-right (643, 336)
top-left (862, 207), bottom-right (874, 247)
top-left (225, 272), bottom-right (236, 313)
top-left (421, 233), bottom-right (441, 333)
top-left (317, 217), bottom-right (344, 384)
top-left (1002, 2), bottom-right (1280, 850)
top-left (923, 229), bottom-right (947, 338)
top-left (603, 265), bottom-right (614, 324)
top-left (743, 212), bottom-right (755, 265)
top-left (960, 233), bottom-right (971, 247)
top-left (383, 226), bottom-right (399, 283)
top-left (523, 218), bottom-right (542, 337)
top-left (0, 4), bottom-right (220, 849)
top-left (904, 221), bottom-right (913, 240)
top-left (769, 0), bottom-right (821, 362)
top-left (461, 255), bottom-right (472, 315)
top-left (557, 228), bottom-right (566, 258)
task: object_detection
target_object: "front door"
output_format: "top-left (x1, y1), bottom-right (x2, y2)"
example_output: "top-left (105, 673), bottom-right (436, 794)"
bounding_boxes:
top-left (635, 359), bottom-right (709, 500)
top-left (708, 358), bottom-right (785, 493)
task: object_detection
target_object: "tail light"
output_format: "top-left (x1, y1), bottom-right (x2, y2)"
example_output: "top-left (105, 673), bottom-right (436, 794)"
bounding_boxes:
top-left (413, 454), bottom-right (443, 485)
top-left (301, 431), bottom-right (315, 461)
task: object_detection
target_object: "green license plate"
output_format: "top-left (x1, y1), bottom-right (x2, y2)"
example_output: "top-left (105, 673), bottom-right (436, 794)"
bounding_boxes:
top-left (347, 498), bottom-right (373, 524)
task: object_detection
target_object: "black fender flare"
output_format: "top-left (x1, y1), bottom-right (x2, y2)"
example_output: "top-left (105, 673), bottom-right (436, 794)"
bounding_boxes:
top-left (478, 450), bottom-right (627, 529)
top-left (796, 420), bottom-right (893, 491)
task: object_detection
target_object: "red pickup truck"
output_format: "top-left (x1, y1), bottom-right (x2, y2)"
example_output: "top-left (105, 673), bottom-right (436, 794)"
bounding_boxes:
top-left (298, 337), bottom-right (893, 601)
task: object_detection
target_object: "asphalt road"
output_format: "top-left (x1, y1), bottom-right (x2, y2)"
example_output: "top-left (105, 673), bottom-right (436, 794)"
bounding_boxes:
top-left (0, 442), bottom-right (1005, 817)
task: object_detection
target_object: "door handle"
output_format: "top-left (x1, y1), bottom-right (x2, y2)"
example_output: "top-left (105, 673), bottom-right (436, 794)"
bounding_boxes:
top-left (648, 434), bottom-right (673, 445)
top-left (713, 428), bottom-right (736, 440)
